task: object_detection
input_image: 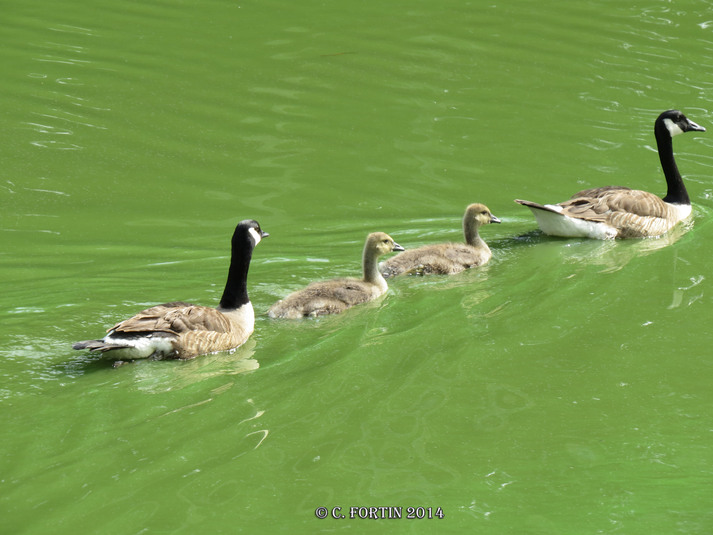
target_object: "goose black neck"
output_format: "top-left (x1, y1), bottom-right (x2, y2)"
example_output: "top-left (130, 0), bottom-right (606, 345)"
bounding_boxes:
top-left (657, 122), bottom-right (690, 205)
top-left (219, 234), bottom-right (253, 310)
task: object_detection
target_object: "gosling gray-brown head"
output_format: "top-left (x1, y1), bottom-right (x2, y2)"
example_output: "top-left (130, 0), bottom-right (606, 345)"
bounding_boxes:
top-left (465, 203), bottom-right (501, 227)
top-left (367, 232), bottom-right (405, 256)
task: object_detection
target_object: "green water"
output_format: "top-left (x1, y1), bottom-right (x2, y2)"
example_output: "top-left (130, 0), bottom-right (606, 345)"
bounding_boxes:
top-left (3, 0), bottom-right (713, 533)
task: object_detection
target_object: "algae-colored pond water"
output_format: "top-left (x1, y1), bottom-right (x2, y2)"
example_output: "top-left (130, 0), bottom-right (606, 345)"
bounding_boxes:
top-left (3, 1), bottom-right (713, 533)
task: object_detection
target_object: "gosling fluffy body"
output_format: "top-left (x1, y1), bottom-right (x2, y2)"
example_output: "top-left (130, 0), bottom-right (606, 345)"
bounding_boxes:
top-left (72, 219), bottom-right (267, 361)
top-left (516, 110), bottom-right (705, 239)
top-left (268, 232), bottom-right (404, 319)
top-left (380, 203), bottom-right (500, 278)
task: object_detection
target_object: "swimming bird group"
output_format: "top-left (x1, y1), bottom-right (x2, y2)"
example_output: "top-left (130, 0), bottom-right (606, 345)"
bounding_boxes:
top-left (73, 110), bottom-right (705, 364)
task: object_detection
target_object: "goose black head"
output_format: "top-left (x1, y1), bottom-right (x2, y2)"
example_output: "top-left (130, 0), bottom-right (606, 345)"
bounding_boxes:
top-left (234, 219), bottom-right (269, 248)
top-left (659, 109), bottom-right (706, 137)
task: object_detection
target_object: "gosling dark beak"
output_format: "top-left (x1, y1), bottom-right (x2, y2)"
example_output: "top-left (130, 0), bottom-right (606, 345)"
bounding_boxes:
top-left (392, 242), bottom-right (405, 252)
top-left (490, 214), bottom-right (502, 224)
top-left (686, 119), bottom-right (706, 133)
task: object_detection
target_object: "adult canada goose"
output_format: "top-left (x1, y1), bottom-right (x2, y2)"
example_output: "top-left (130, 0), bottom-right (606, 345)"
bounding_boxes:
top-left (515, 110), bottom-right (705, 239)
top-left (379, 203), bottom-right (501, 278)
top-left (267, 232), bottom-right (404, 319)
top-left (72, 219), bottom-right (267, 362)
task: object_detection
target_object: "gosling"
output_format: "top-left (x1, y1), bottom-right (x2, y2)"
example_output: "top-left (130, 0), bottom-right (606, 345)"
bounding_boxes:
top-left (379, 203), bottom-right (500, 278)
top-left (268, 232), bottom-right (404, 319)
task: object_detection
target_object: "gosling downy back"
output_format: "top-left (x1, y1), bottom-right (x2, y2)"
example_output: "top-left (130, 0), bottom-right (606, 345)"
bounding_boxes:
top-left (268, 232), bottom-right (404, 319)
top-left (515, 110), bottom-right (705, 239)
top-left (72, 219), bottom-right (268, 362)
top-left (380, 203), bottom-right (500, 277)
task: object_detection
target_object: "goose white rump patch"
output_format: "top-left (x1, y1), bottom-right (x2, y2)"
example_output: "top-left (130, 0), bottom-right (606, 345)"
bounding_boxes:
top-left (526, 206), bottom-right (617, 239)
top-left (103, 332), bottom-right (175, 359)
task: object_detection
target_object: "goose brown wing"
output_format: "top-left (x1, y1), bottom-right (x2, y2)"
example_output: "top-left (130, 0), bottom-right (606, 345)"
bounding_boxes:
top-left (560, 188), bottom-right (670, 221)
top-left (108, 302), bottom-right (232, 335)
top-left (570, 185), bottom-right (633, 199)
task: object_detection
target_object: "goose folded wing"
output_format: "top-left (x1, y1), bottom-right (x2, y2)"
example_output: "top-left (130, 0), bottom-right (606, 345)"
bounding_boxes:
top-left (108, 302), bottom-right (233, 335)
top-left (560, 188), bottom-right (670, 221)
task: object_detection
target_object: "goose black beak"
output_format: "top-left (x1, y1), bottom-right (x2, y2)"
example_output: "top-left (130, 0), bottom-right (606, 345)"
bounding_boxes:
top-left (261, 231), bottom-right (270, 238)
top-left (687, 119), bottom-right (706, 133)
top-left (490, 214), bottom-right (502, 224)
top-left (392, 242), bottom-right (405, 252)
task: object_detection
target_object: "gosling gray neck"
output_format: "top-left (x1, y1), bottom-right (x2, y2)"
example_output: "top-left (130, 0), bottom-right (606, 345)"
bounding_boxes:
top-left (464, 222), bottom-right (483, 247)
top-left (363, 244), bottom-right (388, 291)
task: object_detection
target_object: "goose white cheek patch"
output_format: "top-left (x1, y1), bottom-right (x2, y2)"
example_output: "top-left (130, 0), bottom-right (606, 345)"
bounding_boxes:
top-left (663, 118), bottom-right (684, 137)
top-left (249, 227), bottom-right (263, 245)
